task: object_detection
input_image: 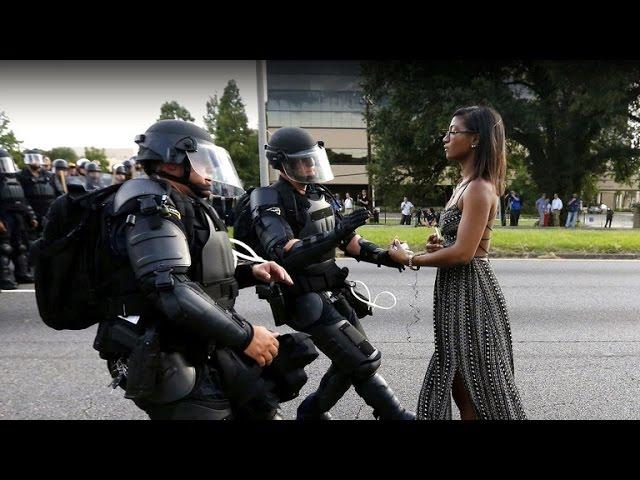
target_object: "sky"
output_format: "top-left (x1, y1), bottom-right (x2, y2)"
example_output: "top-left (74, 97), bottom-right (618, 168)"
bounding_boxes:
top-left (0, 60), bottom-right (260, 151)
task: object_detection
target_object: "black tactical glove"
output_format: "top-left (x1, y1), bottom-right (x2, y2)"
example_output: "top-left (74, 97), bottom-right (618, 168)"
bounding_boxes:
top-left (335, 208), bottom-right (370, 239)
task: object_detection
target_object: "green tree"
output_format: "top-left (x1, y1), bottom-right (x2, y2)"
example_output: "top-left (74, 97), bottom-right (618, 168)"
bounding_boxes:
top-left (84, 146), bottom-right (109, 171)
top-left (0, 111), bottom-right (23, 166)
top-left (158, 101), bottom-right (195, 122)
top-left (45, 147), bottom-right (79, 164)
top-left (207, 80), bottom-right (259, 188)
top-left (203, 95), bottom-right (219, 135)
top-left (361, 61), bottom-right (640, 202)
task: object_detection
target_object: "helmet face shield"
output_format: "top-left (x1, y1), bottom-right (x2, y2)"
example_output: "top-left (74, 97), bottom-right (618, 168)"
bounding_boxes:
top-left (0, 156), bottom-right (17, 174)
top-left (281, 145), bottom-right (334, 184)
top-left (186, 142), bottom-right (244, 194)
top-left (24, 153), bottom-right (43, 166)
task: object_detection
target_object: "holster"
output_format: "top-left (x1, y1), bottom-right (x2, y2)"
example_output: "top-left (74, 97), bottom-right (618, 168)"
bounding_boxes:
top-left (123, 326), bottom-right (162, 401)
top-left (256, 282), bottom-right (290, 326)
top-left (341, 281), bottom-right (373, 319)
top-left (93, 318), bottom-right (143, 359)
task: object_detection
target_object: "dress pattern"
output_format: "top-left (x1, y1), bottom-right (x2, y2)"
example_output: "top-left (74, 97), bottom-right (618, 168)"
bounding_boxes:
top-left (416, 203), bottom-right (526, 420)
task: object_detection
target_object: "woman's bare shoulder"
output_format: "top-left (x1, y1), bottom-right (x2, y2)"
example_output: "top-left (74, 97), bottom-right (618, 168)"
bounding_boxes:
top-left (466, 178), bottom-right (497, 199)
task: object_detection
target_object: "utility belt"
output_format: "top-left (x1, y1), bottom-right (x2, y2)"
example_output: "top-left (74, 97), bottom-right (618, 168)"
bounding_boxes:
top-left (287, 261), bottom-right (349, 296)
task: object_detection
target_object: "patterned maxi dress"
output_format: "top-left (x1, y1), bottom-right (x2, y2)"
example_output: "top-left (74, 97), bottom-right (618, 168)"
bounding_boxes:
top-left (416, 196), bottom-right (527, 420)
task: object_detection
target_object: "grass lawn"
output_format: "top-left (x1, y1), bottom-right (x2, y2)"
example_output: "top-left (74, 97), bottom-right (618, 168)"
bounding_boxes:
top-left (355, 226), bottom-right (640, 255)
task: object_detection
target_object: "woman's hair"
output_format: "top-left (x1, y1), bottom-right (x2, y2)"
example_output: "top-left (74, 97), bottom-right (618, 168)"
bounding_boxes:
top-left (452, 105), bottom-right (506, 194)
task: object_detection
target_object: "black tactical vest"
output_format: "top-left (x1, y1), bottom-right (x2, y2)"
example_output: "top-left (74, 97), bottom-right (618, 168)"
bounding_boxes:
top-left (170, 191), bottom-right (239, 310)
top-left (19, 169), bottom-right (56, 218)
top-left (0, 175), bottom-right (29, 211)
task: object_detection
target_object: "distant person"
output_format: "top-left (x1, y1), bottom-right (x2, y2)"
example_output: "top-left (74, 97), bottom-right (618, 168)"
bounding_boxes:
top-left (544, 198), bottom-right (552, 226)
top-left (400, 196), bottom-right (414, 225)
top-left (508, 191), bottom-right (522, 226)
top-left (330, 192), bottom-right (343, 213)
top-left (67, 162), bottom-right (77, 176)
top-left (111, 164), bottom-right (127, 185)
top-left (50, 159), bottom-right (69, 197)
top-left (343, 192), bottom-right (354, 214)
top-left (42, 156), bottom-right (52, 173)
top-left (551, 193), bottom-right (563, 226)
top-left (535, 193), bottom-right (547, 227)
top-left (425, 207), bottom-right (439, 226)
top-left (76, 158), bottom-right (89, 178)
top-left (605, 208), bottom-right (614, 228)
top-left (565, 193), bottom-right (580, 228)
top-left (356, 189), bottom-right (370, 212)
top-left (84, 162), bottom-right (102, 191)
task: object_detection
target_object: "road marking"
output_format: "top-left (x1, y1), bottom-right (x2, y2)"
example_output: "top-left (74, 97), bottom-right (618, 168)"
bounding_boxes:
top-left (0, 289), bottom-right (35, 293)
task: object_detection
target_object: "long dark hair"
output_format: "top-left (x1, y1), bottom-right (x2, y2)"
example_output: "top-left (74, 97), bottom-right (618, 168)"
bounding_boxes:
top-left (452, 105), bottom-right (506, 194)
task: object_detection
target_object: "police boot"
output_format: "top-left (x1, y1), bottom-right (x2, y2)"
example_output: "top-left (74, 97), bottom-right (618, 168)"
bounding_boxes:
top-left (13, 249), bottom-right (34, 284)
top-left (353, 373), bottom-right (416, 420)
top-left (0, 248), bottom-right (18, 290)
top-left (297, 364), bottom-right (352, 420)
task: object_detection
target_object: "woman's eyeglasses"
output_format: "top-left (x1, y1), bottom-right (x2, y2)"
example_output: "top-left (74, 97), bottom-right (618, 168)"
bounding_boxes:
top-left (441, 129), bottom-right (476, 140)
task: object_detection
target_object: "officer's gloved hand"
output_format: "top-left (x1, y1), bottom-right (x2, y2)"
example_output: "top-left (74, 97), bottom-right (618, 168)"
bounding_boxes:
top-left (335, 208), bottom-right (370, 239)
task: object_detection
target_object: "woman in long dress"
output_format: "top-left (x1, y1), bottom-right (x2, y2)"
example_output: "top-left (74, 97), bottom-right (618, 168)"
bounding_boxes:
top-left (388, 106), bottom-right (526, 420)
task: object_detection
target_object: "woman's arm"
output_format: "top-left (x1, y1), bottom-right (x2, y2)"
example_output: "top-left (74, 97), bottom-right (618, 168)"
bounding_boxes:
top-left (389, 180), bottom-right (495, 268)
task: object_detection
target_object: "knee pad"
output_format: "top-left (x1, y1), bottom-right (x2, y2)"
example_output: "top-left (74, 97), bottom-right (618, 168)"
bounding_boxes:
top-left (309, 319), bottom-right (381, 379)
top-left (17, 243), bottom-right (27, 254)
top-left (0, 242), bottom-right (13, 257)
top-left (291, 293), bottom-right (325, 330)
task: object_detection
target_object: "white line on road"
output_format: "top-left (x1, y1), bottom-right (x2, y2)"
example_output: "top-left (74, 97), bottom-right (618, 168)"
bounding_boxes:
top-left (0, 289), bottom-right (35, 293)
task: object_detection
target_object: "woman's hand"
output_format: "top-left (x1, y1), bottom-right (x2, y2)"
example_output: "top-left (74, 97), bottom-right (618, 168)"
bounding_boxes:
top-left (387, 238), bottom-right (410, 265)
top-left (425, 233), bottom-right (444, 253)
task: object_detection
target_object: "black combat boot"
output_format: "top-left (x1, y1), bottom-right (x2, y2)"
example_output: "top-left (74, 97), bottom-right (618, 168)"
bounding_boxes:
top-left (13, 252), bottom-right (34, 284)
top-left (0, 255), bottom-right (17, 290)
top-left (296, 364), bottom-right (352, 420)
top-left (353, 373), bottom-right (416, 420)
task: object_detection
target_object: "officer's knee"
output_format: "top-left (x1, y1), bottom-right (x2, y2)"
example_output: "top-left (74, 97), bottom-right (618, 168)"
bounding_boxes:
top-left (310, 319), bottom-right (381, 379)
top-left (290, 293), bottom-right (324, 330)
top-left (0, 243), bottom-right (13, 256)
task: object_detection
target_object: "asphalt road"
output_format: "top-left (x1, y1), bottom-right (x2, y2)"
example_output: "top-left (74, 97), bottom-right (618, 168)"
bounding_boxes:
top-left (1, 259), bottom-right (639, 420)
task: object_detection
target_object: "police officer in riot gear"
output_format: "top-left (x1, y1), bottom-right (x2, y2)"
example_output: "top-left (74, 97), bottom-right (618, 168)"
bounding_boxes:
top-left (85, 162), bottom-right (103, 191)
top-left (94, 120), bottom-right (311, 420)
top-left (0, 148), bottom-right (37, 289)
top-left (249, 127), bottom-right (415, 420)
top-left (51, 159), bottom-right (69, 197)
top-left (17, 151), bottom-right (56, 234)
top-left (111, 164), bottom-right (127, 185)
top-left (76, 158), bottom-right (89, 178)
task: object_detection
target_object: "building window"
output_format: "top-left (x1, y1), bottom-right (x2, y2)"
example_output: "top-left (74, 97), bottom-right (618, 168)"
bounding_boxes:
top-left (267, 111), bottom-right (366, 129)
top-left (326, 148), bottom-right (368, 164)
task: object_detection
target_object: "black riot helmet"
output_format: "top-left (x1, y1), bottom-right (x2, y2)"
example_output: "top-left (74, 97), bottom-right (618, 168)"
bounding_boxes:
top-left (134, 120), bottom-right (244, 198)
top-left (122, 157), bottom-right (135, 172)
top-left (265, 127), bottom-right (334, 184)
top-left (86, 162), bottom-right (100, 173)
top-left (0, 148), bottom-right (18, 174)
top-left (52, 159), bottom-right (68, 172)
top-left (114, 164), bottom-right (126, 175)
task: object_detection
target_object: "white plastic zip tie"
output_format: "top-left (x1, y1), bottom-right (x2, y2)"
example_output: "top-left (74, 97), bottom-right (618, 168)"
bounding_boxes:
top-left (229, 238), bottom-right (268, 268)
top-left (349, 279), bottom-right (397, 310)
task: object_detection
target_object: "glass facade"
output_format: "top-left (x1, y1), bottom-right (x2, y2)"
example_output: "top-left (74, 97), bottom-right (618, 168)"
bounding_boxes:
top-left (266, 61), bottom-right (367, 164)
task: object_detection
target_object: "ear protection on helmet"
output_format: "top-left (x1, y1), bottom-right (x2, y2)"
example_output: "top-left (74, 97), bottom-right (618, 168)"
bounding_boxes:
top-left (265, 144), bottom-right (286, 170)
